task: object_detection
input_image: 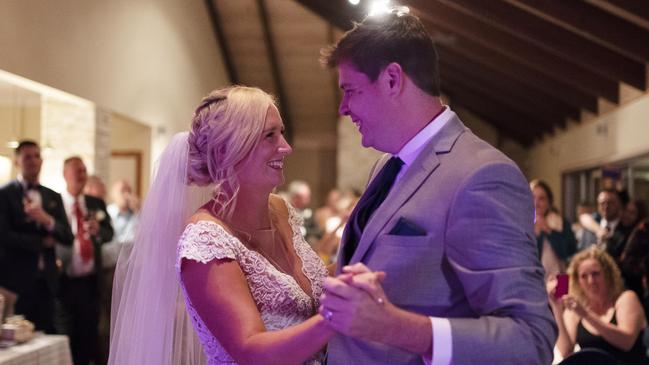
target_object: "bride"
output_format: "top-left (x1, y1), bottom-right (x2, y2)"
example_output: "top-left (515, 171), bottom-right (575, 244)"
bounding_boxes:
top-left (109, 86), bottom-right (377, 364)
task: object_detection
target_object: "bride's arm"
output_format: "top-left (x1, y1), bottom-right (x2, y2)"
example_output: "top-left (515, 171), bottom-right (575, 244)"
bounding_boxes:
top-left (181, 257), bottom-right (333, 365)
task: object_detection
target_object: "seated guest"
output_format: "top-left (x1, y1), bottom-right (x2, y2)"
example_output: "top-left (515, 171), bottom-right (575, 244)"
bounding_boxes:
top-left (579, 189), bottom-right (633, 262)
top-left (105, 179), bottom-right (139, 268)
top-left (572, 201), bottom-right (594, 245)
top-left (530, 179), bottom-right (577, 279)
top-left (0, 140), bottom-right (73, 333)
top-left (549, 248), bottom-right (647, 364)
top-left (286, 180), bottom-right (319, 244)
top-left (620, 219), bottom-right (649, 307)
top-left (621, 199), bottom-right (647, 232)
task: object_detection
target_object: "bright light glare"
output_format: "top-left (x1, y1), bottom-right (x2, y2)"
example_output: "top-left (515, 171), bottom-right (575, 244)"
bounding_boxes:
top-left (368, 0), bottom-right (390, 16)
top-left (348, 0), bottom-right (360, 5)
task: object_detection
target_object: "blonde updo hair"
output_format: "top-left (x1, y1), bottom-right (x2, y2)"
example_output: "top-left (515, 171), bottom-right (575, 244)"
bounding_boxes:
top-left (187, 86), bottom-right (276, 218)
top-left (568, 247), bottom-right (624, 305)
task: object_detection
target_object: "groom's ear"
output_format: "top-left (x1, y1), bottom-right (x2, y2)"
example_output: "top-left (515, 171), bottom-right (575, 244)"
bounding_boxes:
top-left (381, 62), bottom-right (404, 97)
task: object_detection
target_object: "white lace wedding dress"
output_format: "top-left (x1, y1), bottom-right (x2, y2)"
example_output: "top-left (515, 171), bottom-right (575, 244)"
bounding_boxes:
top-left (176, 203), bottom-right (327, 364)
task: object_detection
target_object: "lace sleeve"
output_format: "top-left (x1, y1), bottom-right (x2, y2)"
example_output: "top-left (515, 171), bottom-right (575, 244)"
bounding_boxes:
top-left (177, 220), bottom-right (242, 265)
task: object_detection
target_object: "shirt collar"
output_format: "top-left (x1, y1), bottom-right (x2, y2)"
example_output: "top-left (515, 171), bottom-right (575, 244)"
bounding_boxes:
top-left (601, 218), bottom-right (620, 231)
top-left (396, 106), bottom-right (454, 166)
top-left (17, 175), bottom-right (39, 190)
top-left (62, 189), bottom-right (85, 206)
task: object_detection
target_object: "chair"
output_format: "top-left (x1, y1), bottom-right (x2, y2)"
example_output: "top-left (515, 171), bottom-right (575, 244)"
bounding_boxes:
top-left (557, 348), bottom-right (618, 365)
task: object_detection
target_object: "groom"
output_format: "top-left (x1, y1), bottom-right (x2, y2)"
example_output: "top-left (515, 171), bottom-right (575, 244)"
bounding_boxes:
top-left (319, 10), bottom-right (556, 365)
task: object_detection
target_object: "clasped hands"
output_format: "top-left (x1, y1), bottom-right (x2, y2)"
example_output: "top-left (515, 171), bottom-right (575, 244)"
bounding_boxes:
top-left (319, 263), bottom-right (392, 342)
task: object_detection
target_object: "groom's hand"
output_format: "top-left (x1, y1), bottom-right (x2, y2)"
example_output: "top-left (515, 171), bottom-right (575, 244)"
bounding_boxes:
top-left (320, 272), bottom-right (393, 342)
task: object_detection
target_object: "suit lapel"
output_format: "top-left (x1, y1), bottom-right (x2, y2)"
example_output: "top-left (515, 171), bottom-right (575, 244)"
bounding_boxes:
top-left (349, 115), bottom-right (467, 264)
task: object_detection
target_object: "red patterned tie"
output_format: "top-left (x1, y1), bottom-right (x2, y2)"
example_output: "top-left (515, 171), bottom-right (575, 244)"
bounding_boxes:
top-left (74, 198), bottom-right (94, 262)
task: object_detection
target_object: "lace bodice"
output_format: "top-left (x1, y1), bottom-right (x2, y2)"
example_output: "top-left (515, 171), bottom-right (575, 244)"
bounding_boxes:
top-left (176, 202), bottom-right (327, 365)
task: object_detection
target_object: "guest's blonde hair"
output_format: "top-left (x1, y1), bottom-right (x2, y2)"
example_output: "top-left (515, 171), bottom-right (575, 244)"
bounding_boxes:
top-left (568, 247), bottom-right (624, 304)
top-left (187, 86), bottom-right (276, 219)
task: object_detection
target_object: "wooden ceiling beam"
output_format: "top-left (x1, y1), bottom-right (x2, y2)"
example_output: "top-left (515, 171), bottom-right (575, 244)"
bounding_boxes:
top-left (405, 0), bottom-right (619, 102)
top-left (434, 37), bottom-right (599, 112)
top-left (509, 0), bottom-right (649, 64)
top-left (205, 0), bottom-right (239, 84)
top-left (295, 0), bottom-right (360, 30)
top-left (443, 87), bottom-right (535, 146)
top-left (257, 0), bottom-right (293, 141)
top-left (434, 0), bottom-right (646, 90)
top-left (598, 0), bottom-right (649, 24)
top-left (441, 71), bottom-right (556, 135)
top-left (440, 61), bottom-right (567, 130)
top-left (438, 50), bottom-right (580, 123)
top-left (442, 80), bottom-right (546, 139)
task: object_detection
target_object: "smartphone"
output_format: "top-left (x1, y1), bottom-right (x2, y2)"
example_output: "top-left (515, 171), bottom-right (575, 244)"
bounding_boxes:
top-left (555, 273), bottom-right (569, 299)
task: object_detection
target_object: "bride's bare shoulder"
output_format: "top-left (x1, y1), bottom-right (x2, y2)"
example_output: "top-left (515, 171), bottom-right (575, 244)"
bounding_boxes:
top-left (269, 193), bottom-right (289, 216)
top-left (187, 209), bottom-right (226, 228)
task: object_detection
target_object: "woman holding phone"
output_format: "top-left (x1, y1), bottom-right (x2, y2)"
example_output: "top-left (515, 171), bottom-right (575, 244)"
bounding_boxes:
top-left (529, 179), bottom-right (577, 281)
top-left (549, 248), bottom-right (647, 364)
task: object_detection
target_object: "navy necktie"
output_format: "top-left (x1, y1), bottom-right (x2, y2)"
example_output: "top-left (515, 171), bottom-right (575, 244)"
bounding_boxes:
top-left (343, 156), bottom-right (404, 264)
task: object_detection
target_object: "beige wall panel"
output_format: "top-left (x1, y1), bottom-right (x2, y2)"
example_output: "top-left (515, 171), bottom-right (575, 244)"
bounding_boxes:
top-left (529, 93), bottom-right (649, 206)
top-left (0, 0), bottom-right (229, 160)
top-left (110, 114), bottom-right (152, 200)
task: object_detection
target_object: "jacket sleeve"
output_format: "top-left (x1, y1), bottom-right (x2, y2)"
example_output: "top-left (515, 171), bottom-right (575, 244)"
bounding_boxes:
top-left (0, 187), bottom-right (45, 254)
top-left (93, 198), bottom-right (114, 245)
top-left (547, 218), bottom-right (577, 261)
top-left (47, 192), bottom-right (74, 246)
top-left (444, 162), bottom-right (557, 365)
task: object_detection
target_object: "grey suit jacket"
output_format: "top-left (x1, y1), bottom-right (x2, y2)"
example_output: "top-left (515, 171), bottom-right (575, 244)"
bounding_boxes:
top-left (327, 115), bottom-right (557, 364)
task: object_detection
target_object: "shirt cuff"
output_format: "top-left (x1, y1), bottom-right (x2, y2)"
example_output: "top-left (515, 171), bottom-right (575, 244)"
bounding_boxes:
top-left (422, 317), bottom-right (452, 365)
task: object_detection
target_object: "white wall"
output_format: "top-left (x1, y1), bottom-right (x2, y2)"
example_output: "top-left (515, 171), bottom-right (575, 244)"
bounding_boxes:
top-left (0, 0), bottom-right (229, 157)
top-left (528, 92), bottom-right (649, 204)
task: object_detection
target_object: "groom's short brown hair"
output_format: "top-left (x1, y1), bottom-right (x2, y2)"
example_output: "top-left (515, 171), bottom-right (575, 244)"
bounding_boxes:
top-left (320, 10), bottom-right (440, 96)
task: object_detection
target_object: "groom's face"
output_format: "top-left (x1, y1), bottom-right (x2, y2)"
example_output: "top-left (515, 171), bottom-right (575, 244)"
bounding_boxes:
top-left (337, 62), bottom-right (393, 152)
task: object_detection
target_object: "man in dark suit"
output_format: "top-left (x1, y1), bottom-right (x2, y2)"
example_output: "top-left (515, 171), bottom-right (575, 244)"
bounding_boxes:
top-left (56, 156), bottom-right (113, 365)
top-left (318, 11), bottom-right (556, 364)
top-left (579, 188), bottom-right (632, 261)
top-left (0, 140), bottom-right (73, 333)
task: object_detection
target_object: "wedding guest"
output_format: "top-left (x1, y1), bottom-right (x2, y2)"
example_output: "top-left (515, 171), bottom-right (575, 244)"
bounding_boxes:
top-left (57, 156), bottom-right (113, 365)
top-left (0, 140), bottom-right (73, 333)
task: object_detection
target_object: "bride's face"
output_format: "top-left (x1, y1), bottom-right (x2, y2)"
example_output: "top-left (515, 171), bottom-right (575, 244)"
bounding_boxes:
top-left (237, 105), bottom-right (292, 191)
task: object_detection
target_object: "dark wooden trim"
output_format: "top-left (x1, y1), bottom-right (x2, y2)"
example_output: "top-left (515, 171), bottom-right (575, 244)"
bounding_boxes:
top-left (443, 81), bottom-right (544, 143)
top-left (295, 0), bottom-right (362, 30)
top-left (204, 0), bottom-right (238, 84)
top-left (440, 62), bottom-right (566, 130)
top-left (408, 0), bottom-right (619, 102)
top-left (256, 0), bottom-right (293, 142)
top-left (511, 0), bottom-right (649, 64)
top-left (436, 41), bottom-right (599, 112)
top-left (436, 0), bottom-right (646, 89)
top-left (438, 50), bottom-right (581, 122)
top-left (602, 0), bottom-right (649, 23)
top-left (111, 150), bottom-right (142, 197)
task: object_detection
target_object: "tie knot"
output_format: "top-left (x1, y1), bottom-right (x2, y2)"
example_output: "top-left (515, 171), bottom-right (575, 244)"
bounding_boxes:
top-left (382, 156), bottom-right (404, 180)
top-left (387, 156), bottom-right (404, 169)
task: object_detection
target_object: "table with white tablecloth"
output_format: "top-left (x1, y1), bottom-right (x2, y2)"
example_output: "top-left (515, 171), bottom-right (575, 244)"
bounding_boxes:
top-left (0, 334), bottom-right (72, 365)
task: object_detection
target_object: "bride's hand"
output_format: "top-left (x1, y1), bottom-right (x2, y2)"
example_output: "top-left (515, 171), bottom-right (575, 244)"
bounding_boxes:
top-left (338, 263), bottom-right (387, 304)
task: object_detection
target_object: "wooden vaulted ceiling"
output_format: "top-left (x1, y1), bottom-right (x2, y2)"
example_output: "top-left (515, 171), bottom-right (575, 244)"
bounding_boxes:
top-left (206, 0), bottom-right (649, 147)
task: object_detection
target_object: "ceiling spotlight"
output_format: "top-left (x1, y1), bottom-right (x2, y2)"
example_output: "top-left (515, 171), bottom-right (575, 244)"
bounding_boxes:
top-left (348, 0), bottom-right (360, 5)
top-left (368, 0), bottom-right (390, 16)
